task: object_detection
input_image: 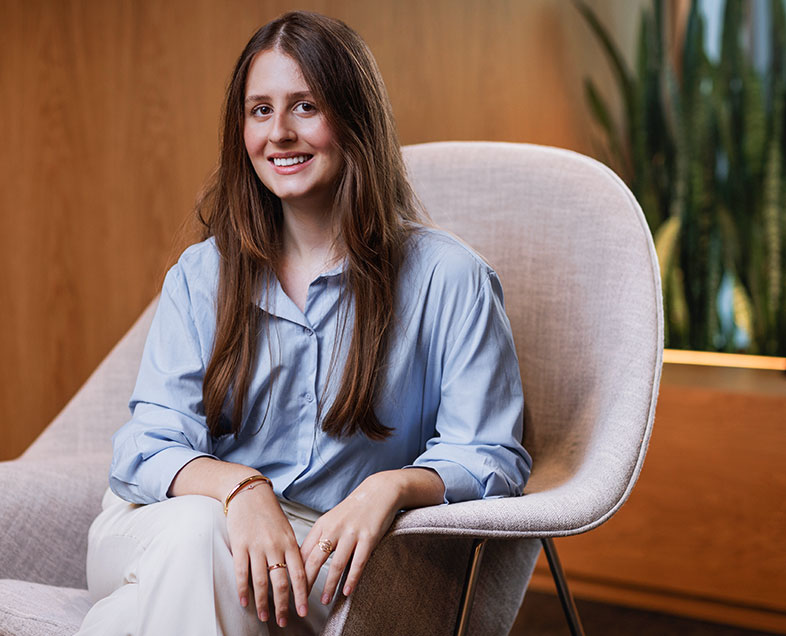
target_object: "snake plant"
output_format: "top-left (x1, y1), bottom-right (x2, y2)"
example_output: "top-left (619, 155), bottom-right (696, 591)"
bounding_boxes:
top-left (577, 0), bottom-right (786, 355)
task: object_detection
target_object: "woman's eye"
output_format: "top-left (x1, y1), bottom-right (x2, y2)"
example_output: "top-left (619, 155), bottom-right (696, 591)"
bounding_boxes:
top-left (251, 105), bottom-right (271, 117)
top-left (295, 102), bottom-right (316, 114)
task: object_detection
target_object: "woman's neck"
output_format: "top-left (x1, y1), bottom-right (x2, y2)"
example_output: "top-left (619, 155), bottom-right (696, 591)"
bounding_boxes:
top-left (280, 201), bottom-right (342, 279)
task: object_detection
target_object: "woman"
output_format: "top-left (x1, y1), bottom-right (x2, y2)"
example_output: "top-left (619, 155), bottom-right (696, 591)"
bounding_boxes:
top-left (78, 10), bottom-right (531, 635)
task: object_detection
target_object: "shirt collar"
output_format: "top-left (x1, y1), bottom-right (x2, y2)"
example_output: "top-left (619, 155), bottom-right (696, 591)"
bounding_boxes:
top-left (257, 259), bottom-right (347, 326)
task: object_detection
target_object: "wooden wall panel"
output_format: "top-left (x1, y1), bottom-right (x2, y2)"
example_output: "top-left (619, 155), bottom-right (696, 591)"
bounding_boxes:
top-left (15, 2), bottom-right (783, 631)
top-left (0, 0), bottom-right (638, 457)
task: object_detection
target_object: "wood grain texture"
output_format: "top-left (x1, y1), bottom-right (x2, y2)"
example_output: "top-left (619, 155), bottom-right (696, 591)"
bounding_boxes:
top-left (0, 0), bottom-right (635, 459)
top-left (528, 364), bottom-right (786, 634)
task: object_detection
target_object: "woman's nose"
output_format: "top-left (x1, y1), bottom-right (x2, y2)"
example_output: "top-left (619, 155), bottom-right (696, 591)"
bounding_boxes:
top-left (269, 112), bottom-right (295, 143)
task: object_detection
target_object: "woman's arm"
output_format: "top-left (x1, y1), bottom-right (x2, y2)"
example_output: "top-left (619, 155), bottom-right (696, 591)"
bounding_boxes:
top-left (171, 457), bottom-right (308, 628)
top-left (299, 467), bottom-right (444, 603)
top-left (408, 268), bottom-right (531, 503)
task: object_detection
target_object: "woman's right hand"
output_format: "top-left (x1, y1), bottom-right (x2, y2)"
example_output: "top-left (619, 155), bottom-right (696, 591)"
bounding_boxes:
top-left (225, 481), bottom-right (309, 628)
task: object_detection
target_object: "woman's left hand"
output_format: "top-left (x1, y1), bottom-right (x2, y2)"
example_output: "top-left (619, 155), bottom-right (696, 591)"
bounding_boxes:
top-left (299, 468), bottom-right (444, 605)
top-left (299, 471), bottom-right (398, 604)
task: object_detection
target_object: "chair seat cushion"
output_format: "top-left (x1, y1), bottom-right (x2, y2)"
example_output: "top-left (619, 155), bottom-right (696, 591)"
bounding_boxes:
top-left (0, 580), bottom-right (90, 636)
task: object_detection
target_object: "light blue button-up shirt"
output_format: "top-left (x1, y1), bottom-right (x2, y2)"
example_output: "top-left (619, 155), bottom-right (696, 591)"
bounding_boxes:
top-left (110, 226), bottom-right (532, 512)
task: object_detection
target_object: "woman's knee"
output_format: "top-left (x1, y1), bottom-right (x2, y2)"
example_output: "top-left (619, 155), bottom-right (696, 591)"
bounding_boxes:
top-left (87, 495), bottom-right (227, 600)
top-left (155, 495), bottom-right (228, 553)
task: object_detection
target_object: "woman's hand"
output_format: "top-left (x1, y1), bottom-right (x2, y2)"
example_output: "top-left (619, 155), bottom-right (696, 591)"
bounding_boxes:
top-left (225, 482), bottom-right (308, 628)
top-left (299, 468), bottom-right (445, 604)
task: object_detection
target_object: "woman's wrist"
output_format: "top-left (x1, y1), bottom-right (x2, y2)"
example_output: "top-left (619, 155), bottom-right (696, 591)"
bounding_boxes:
top-left (169, 457), bottom-right (263, 502)
top-left (364, 468), bottom-right (444, 511)
top-left (224, 474), bottom-right (273, 515)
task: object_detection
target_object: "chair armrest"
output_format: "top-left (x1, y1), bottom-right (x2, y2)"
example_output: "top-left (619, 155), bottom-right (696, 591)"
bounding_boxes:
top-left (0, 454), bottom-right (109, 589)
top-left (388, 466), bottom-right (624, 539)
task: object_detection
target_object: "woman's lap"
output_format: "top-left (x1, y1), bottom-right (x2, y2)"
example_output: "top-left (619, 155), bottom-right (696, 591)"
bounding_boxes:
top-left (77, 488), bottom-right (333, 636)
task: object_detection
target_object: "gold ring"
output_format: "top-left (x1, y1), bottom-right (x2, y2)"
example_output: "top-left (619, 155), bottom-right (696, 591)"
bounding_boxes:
top-left (267, 563), bottom-right (287, 572)
top-left (318, 539), bottom-right (334, 554)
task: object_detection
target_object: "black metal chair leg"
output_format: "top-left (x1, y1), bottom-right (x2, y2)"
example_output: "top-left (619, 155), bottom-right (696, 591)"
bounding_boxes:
top-left (454, 538), bottom-right (488, 636)
top-left (541, 537), bottom-right (586, 636)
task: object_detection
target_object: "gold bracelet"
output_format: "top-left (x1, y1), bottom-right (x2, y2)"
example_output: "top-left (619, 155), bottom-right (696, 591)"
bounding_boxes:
top-left (223, 474), bottom-right (272, 515)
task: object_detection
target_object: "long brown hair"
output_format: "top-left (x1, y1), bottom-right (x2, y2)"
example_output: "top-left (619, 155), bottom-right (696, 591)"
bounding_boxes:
top-left (197, 11), bottom-right (422, 440)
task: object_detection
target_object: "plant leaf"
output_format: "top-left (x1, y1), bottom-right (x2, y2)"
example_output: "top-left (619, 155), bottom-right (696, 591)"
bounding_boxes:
top-left (655, 215), bottom-right (682, 281)
top-left (573, 0), bottom-right (635, 150)
top-left (584, 79), bottom-right (628, 177)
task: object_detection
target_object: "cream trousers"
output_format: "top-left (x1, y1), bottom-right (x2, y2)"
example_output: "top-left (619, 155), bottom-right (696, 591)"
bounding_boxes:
top-left (76, 488), bottom-right (334, 636)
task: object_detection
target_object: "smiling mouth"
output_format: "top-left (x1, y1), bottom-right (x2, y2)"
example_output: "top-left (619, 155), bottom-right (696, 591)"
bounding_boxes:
top-left (270, 155), bottom-right (313, 167)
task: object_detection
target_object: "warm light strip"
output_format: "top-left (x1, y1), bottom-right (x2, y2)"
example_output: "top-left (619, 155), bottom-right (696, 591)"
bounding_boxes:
top-left (663, 349), bottom-right (786, 371)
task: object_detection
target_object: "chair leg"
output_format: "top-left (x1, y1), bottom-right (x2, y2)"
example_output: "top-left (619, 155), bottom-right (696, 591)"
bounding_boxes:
top-left (453, 538), bottom-right (488, 636)
top-left (541, 537), bottom-right (586, 636)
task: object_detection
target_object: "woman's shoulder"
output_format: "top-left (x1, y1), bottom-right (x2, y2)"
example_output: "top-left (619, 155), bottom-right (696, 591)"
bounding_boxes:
top-left (176, 236), bottom-right (220, 273)
top-left (398, 224), bottom-right (505, 334)
top-left (404, 224), bottom-right (495, 287)
top-left (163, 237), bottom-right (220, 300)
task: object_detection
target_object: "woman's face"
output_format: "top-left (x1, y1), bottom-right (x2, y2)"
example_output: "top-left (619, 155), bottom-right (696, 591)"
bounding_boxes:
top-left (243, 49), bottom-right (343, 214)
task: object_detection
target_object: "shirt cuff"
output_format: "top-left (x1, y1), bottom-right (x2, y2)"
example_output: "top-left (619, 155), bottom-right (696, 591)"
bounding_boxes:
top-left (110, 446), bottom-right (217, 504)
top-left (403, 459), bottom-right (483, 504)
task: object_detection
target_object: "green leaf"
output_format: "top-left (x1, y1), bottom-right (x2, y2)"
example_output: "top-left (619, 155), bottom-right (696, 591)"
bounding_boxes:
top-left (654, 215), bottom-right (682, 280)
top-left (763, 123), bottom-right (783, 330)
top-left (742, 66), bottom-right (767, 179)
top-left (584, 79), bottom-right (628, 177)
top-left (682, 1), bottom-right (704, 114)
top-left (669, 266), bottom-right (691, 344)
top-left (732, 275), bottom-right (755, 349)
top-left (573, 0), bottom-right (635, 150)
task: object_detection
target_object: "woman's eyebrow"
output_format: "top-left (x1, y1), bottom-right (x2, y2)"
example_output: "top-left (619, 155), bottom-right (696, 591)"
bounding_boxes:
top-left (245, 91), bottom-right (313, 104)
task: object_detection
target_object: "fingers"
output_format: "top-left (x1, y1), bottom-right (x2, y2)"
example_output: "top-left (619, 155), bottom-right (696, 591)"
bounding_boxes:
top-left (342, 539), bottom-right (372, 598)
top-left (262, 549), bottom-right (310, 628)
top-left (249, 551), bottom-right (270, 622)
top-left (303, 534), bottom-right (334, 591)
top-left (233, 547), bottom-right (251, 610)
top-left (286, 546), bottom-right (309, 619)
top-left (299, 528), bottom-right (319, 591)
top-left (300, 525), bottom-right (319, 562)
top-left (237, 544), bottom-right (307, 626)
top-left (320, 532), bottom-right (358, 605)
top-left (267, 563), bottom-right (290, 627)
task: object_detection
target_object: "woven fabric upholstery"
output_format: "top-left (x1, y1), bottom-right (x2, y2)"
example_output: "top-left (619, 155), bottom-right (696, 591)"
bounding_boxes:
top-left (0, 142), bottom-right (662, 635)
top-left (0, 581), bottom-right (90, 636)
top-left (322, 535), bottom-right (541, 635)
top-left (387, 142), bottom-right (662, 538)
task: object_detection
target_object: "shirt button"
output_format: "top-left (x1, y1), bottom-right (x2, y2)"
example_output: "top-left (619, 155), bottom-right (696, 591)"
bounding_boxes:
top-left (304, 328), bottom-right (314, 337)
top-left (305, 393), bottom-right (314, 403)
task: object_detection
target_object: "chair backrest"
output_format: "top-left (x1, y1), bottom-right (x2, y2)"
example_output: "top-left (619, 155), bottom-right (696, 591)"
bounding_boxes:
top-left (403, 142), bottom-right (663, 525)
top-left (29, 141), bottom-right (662, 533)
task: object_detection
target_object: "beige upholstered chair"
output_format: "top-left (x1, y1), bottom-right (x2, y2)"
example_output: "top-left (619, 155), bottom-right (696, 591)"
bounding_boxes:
top-left (0, 142), bottom-right (662, 635)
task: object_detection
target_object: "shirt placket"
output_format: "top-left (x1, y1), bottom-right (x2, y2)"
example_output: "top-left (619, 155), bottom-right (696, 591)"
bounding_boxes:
top-left (298, 273), bottom-right (339, 471)
top-left (298, 320), bottom-right (319, 467)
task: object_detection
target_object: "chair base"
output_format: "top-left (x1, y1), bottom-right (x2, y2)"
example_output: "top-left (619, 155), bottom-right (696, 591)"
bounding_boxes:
top-left (541, 537), bottom-right (586, 636)
top-left (454, 538), bottom-right (488, 636)
top-left (453, 536), bottom-right (586, 636)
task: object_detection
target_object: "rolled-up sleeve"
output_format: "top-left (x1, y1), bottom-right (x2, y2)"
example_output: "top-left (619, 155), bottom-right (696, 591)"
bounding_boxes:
top-left (409, 271), bottom-right (532, 503)
top-left (109, 264), bottom-right (217, 504)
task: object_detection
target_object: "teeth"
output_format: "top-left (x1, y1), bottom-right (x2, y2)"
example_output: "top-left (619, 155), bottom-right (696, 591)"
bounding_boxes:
top-left (272, 155), bottom-right (310, 167)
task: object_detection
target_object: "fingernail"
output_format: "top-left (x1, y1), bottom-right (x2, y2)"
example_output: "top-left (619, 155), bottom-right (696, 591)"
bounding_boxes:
top-left (240, 596), bottom-right (247, 607)
top-left (278, 617), bottom-right (287, 628)
top-left (259, 611), bottom-right (268, 622)
top-left (298, 604), bottom-right (308, 617)
top-left (343, 584), bottom-right (352, 596)
top-left (321, 593), bottom-right (331, 605)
